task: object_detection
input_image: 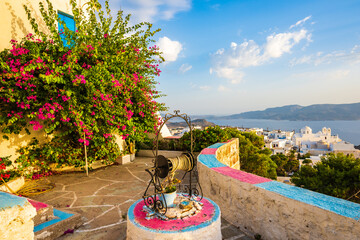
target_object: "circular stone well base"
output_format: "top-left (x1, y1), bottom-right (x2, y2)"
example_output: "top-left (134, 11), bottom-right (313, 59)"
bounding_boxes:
top-left (127, 196), bottom-right (221, 240)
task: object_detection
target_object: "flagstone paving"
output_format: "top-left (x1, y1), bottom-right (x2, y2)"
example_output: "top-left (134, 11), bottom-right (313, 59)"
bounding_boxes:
top-left (31, 157), bottom-right (253, 240)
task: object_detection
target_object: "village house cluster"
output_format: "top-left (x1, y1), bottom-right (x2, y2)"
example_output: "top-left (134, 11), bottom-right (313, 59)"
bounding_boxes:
top-left (169, 124), bottom-right (360, 164)
top-left (248, 126), bottom-right (360, 162)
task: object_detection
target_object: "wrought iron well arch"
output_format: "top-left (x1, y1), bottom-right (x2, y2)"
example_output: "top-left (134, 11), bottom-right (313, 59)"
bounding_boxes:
top-left (142, 110), bottom-right (203, 217)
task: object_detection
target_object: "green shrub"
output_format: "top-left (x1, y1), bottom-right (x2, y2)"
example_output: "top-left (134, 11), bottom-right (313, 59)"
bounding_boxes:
top-left (292, 153), bottom-right (360, 202)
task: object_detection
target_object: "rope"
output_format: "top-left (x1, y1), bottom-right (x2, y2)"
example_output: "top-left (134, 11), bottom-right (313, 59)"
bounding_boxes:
top-left (16, 179), bottom-right (55, 197)
top-left (1, 177), bottom-right (15, 194)
top-left (169, 154), bottom-right (193, 172)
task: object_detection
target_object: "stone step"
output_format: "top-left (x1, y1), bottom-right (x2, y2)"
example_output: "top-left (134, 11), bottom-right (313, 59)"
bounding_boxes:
top-left (28, 199), bottom-right (54, 226)
top-left (34, 208), bottom-right (82, 240)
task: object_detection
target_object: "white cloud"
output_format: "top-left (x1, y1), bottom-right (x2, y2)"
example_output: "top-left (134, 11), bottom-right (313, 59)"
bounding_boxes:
top-left (190, 83), bottom-right (210, 91)
top-left (179, 63), bottom-right (192, 73)
top-left (199, 85), bottom-right (210, 91)
top-left (211, 21), bottom-right (311, 83)
top-left (351, 45), bottom-right (360, 54)
top-left (290, 16), bottom-right (312, 29)
top-left (264, 29), bottom-right (310, 58)
top-left (157, 37), bottom-right (183, 62)
top-left (218, 85), bottom-right (229, 92)
top-left (291, 68), bottom-right (353, 83)
top-left (215, 48), bottom-right (225, 55)
top-left (230, 42), bottom-right (237, 49)
top-left (290, 55), bottom-right (313, 66)
top-left (213, 67), bottom-right (244, 84)
top-left (290, 45), bottom-right (360, 66)
top-left (211, 4), bottom-right (220, 10)
top-left (108, 0), bottom-right (191, 23)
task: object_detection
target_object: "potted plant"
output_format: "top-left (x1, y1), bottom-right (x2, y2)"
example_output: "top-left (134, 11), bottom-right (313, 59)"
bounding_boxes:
top-left (159, 172), bottom-right (181, 207)
top-left (116, 139), bottom-right (136, 165)
top-left (128, 140), bottom-right (136, 162)
top-left (116, 149), bottom-right (131, 165)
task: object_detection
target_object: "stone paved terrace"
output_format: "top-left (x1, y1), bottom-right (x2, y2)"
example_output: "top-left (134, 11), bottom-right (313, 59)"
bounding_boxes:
top-left (31, 157), bottom-right (252, 240)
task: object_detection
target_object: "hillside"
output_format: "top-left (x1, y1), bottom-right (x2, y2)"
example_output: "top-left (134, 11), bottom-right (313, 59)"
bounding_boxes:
top-left (223, 102), bottom-right (360, 121)
top-left (166, 119), bottom-right (216, 129)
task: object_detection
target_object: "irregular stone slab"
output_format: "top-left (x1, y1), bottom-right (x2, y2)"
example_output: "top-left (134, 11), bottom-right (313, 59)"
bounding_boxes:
top-left (34, 209), bottom-right (82, 240)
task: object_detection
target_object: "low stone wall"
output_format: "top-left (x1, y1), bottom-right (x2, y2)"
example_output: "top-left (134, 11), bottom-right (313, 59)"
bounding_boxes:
top-left (216, 138), bottom-right (239, 170)
top-left (136, 150), bottom-right (183, 158)
top-left (0, 192), bottom-right (36, 240)
top-left (0, 176), bottom-right (25, 193)
top-left (198, 139), bottom-right (360, 240)
top-left (0, 128), bottom-right (125, 165)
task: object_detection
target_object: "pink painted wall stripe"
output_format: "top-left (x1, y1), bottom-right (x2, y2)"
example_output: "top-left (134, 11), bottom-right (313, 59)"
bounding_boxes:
top-left (212, 166), bottom-right (272, 184)
top-left (200, 148), bottom-right (217, 155)
top-left (28, 199), bottom-right (48, 211)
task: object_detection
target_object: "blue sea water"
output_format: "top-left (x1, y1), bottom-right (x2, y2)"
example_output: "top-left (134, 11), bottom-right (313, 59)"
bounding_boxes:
top-left (208, 119), bottom-right (360, 146)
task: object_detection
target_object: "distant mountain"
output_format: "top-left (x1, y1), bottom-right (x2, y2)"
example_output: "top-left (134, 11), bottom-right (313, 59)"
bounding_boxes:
top-left (167, 119), bottom-right (216, 129)
top-left (222, 103), bottom-right (360, 121)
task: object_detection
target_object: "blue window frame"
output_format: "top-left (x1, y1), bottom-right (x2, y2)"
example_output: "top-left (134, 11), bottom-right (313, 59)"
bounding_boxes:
top-left (58, 11), bottom-right (76, 47)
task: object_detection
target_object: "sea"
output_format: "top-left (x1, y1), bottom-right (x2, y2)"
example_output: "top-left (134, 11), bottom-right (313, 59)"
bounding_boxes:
top-left (207, 119), bottom-right (360, 146)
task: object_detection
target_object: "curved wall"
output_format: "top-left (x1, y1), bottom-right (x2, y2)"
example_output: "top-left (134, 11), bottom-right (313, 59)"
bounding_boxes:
top-left (198, 138), bottom-right (360, 240)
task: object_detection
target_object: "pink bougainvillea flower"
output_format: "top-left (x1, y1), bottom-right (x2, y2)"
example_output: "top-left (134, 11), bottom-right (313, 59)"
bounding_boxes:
top-left (29, 121), bottom-right (43, 131)
top-left (103, 133), bottom-right (112, 138)
top-left (27, 95), bottom-right (37, 101)
top-left (62, 95), bottom-right (71, 102)
top-left (60, 117), bottom-right (70, 122)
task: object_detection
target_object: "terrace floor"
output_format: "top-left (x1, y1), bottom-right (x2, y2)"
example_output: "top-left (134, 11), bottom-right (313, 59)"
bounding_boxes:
top-left (31, 157), bottom-right (252, 240)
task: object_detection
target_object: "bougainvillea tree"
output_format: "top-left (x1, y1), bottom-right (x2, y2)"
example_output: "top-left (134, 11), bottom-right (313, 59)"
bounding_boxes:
top-left (0, 0), bottom-right (166, 172)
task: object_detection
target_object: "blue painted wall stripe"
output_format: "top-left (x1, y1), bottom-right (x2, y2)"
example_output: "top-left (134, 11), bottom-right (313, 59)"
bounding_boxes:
top-left (206, 143), bottom-right (226, 149)
top-left (34, 209), bottom-right (74, 232)
top-left (0, 192), bottom-right (28, 210)
top-left (256, 181), bottom-right (360, 220)
top-left (198, 154), bottom-right (227, 168)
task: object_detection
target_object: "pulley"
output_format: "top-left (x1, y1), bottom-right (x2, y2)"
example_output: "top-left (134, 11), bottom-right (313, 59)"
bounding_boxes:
top-left (155, 152), bottom-right (195, 178)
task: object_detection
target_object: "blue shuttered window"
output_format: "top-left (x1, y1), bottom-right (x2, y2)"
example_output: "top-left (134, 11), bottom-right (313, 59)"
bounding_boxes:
top-left (58, 11), bottom-right (76, 47)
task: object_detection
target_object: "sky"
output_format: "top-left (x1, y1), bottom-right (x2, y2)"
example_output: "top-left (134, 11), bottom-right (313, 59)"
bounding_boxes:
top-left (100, 0), bottom-right (360, 115)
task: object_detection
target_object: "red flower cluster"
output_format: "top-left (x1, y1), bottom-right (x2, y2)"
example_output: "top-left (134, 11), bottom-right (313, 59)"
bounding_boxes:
top-left (0, 163), bottom-right (6, 170)
top-left (0, 158), bottom-right (10, 179)
top-left (0, 174), bottom-right (10, 179)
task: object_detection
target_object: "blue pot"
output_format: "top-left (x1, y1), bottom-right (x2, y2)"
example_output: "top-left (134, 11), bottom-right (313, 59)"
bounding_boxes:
top-left (159, 191), bottom-right (177, 207)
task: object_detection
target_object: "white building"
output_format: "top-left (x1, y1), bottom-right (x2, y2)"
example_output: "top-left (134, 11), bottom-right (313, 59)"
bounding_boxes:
top-left (292, 126), bottom-right (360, 156)
top-left (330, 142), bottom-right (356, 151)
top-left (268, 130), bottom-right (294, 140)
top-left (249, 128), bottom-right (264, 136)
top-left (270, 139), bottom-right (287, 149)
top-left (269, 139), bottom-right (293, 155)
top-left (292, 126), bottom-right (341, 151)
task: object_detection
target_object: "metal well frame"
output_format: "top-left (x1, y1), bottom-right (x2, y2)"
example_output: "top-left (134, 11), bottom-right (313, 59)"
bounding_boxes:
top-left (142, 110), bottom-right (203, 216)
